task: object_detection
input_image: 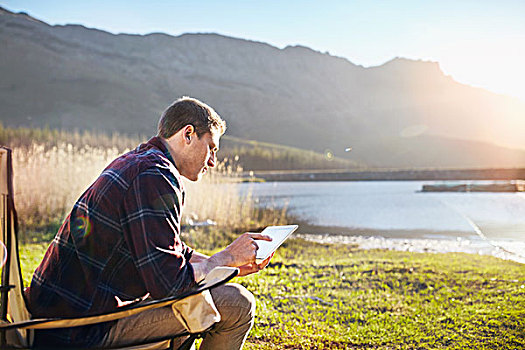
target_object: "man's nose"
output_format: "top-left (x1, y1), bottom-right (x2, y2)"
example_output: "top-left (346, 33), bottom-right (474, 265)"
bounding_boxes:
top-left (207, 153), bottom-right (216, 168)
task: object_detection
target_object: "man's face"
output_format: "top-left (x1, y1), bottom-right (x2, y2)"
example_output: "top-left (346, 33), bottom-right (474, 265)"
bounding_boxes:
top-left (182, 131), bottom-right (220, 181)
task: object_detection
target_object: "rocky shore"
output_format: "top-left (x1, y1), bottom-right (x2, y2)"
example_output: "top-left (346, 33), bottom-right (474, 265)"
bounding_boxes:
top-left (298, 233), bottom-right (525, 264)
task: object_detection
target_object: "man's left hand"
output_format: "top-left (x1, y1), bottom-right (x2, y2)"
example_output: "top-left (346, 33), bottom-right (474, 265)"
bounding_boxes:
top-left (237, 253), bottom-right (274, 277)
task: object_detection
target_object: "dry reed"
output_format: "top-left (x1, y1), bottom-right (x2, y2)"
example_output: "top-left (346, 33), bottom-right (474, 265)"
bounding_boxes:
top-left (183, 159), bottom-right (287, 229)
top-left (13, 143), bottom-right (124, 235)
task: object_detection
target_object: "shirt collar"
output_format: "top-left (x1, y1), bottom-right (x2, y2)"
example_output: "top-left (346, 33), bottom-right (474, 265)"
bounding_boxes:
top-left (146, 136), bottom-right (185, 201)
top-left (146, 136), bottom-right (176, 166)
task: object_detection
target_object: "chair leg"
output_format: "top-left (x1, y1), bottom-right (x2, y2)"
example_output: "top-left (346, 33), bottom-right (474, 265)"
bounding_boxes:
top-left (173, 334), bottom-right (197, 350)
top-left (173, 322), bottom-right (216, 350)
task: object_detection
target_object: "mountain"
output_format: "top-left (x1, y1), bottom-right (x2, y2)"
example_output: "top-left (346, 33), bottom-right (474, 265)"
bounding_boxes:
top-left (1, 7), bottom-right (524, 169)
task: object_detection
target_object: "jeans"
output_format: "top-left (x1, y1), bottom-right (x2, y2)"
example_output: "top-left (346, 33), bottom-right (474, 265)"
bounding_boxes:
top-left (100, 283), bottom-right (256, 349)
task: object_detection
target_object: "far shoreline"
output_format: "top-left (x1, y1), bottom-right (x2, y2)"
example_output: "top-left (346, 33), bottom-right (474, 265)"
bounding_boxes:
top-left (294, 223), bottom-right (525, 265)
top-left (245, 167), bottom-right (525, 182)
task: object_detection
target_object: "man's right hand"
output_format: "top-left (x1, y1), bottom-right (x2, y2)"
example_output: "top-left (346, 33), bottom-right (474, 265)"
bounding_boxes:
top-left (218, 232), bottom-right (273, 267)
top-left (191, 232), bottom-right (272, 282)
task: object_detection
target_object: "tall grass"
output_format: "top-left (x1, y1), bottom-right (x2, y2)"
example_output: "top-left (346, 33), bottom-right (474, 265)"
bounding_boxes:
top-left (11, 142), bottom-right (287, 242)
top-left (13, 143), bottom-right (127, 239)
top-left (0, 123), bottom-right (143, 151)
top-left (1, 124), bottom-right (361, 172)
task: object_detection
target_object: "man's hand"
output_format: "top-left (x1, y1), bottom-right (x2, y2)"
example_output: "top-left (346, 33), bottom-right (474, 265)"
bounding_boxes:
top-left (191, 232), bottom-right (272, 281)
top-left (219, 232), bottom-right (273, 267)
top-left (237, 253), bottom-right (274, 277)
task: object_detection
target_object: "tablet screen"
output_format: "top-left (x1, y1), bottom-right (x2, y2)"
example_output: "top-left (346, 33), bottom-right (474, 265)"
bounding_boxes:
top-left (256, 225), bottom-right (298, 261)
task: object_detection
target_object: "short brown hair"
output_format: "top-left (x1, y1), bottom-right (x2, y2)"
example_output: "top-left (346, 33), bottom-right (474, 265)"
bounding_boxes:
top-left (157, 97), bottom-right (226, 138)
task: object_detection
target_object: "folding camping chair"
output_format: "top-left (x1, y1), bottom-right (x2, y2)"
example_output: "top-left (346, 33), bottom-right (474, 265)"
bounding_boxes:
top-left (0, 146), bottom-right (238, 349)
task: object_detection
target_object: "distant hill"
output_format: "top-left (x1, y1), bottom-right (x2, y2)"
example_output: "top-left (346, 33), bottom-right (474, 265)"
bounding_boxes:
top-left (0, 124), bottom-right (360, 171)
top-left (1, 7), bottom-right (524, 169)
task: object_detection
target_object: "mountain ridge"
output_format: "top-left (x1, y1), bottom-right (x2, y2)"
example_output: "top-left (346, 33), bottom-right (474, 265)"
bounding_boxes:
top-left (1, 7), bottom-right (524, 169)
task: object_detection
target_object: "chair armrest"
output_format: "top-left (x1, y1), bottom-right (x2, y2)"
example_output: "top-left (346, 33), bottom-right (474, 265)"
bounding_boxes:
top-left (0, 267), bottom-right (238, 331)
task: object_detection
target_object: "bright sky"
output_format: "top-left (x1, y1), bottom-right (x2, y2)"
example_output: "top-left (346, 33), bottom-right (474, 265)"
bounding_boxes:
top-left (3, 0), bottom-right (525, 102)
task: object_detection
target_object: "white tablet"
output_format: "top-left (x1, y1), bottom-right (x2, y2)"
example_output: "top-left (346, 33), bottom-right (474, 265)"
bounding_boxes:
top-left (255, 225), bottom-right (298, 262)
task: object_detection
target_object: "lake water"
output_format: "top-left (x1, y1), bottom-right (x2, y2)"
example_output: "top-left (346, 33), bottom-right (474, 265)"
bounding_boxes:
top-left (240, 181), bottom-right (525, 263)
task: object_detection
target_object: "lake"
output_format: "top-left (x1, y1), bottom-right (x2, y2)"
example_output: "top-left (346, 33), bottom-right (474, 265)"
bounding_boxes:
top-left (240, 181), bottom-right (525, 263)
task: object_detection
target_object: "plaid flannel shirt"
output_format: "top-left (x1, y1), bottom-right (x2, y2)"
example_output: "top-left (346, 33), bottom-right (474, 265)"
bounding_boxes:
top-left (26, 136), bottom-right (196, 347)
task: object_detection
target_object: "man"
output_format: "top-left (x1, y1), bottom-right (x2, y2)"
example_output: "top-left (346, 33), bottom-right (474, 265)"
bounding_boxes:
top-left (26, 97), bottom-right (273, 349)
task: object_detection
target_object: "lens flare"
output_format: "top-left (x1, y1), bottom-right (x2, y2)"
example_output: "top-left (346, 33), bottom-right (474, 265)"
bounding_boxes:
top-left (75, 216), bottom-right (92, 238)
top-left (324, 149), bottom-right (334, 160)
top-left (400, 124), bottom-right (428, 138)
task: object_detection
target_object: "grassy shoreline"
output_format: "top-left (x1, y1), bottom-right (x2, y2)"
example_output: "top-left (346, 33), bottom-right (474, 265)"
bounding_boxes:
top-left (20, 232), bottom-right (524, 349)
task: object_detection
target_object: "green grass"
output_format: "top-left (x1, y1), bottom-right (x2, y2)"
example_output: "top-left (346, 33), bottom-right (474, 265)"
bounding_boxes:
top-left (19, 237), bottom-right (524, 349)
top-left (242, 239), bottom-right (525, 349)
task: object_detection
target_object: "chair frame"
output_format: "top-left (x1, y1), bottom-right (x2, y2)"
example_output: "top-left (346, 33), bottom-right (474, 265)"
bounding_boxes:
top-left (0, 146), bottom-right (237, 349)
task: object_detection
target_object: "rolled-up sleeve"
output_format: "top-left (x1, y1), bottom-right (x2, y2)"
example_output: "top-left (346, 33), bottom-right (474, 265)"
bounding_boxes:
top-left (120, 166), bottom-right (196, 299)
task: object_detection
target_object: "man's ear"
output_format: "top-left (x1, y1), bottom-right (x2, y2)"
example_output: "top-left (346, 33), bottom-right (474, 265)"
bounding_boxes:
top-left (183, 125), bottom-right (195, 144)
